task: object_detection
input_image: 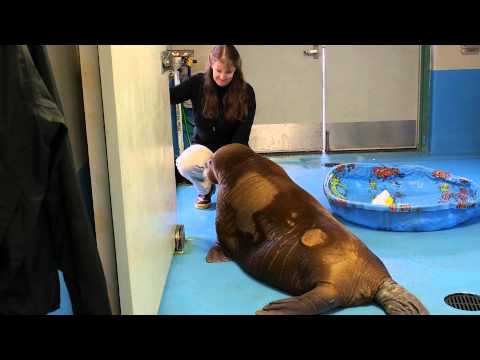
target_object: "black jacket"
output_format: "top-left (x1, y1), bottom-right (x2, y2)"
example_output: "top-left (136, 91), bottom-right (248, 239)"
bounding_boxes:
top-left (170, 73), bottom-right (256, 152)
top-left (0, 45), bottom-right (111, 314)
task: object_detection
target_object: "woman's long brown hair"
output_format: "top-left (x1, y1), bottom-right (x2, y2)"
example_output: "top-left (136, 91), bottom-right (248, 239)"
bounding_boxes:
top-left (202, 45), bottom-right (249, 122)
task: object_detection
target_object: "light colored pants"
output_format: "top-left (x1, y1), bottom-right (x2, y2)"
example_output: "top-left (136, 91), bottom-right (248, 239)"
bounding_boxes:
top-left (175, 144), bottom-right (214, 195)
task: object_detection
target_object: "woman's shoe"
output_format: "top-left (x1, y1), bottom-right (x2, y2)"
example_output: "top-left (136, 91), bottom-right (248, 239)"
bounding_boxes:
top-left (195, 185), bottom-right (216, 209)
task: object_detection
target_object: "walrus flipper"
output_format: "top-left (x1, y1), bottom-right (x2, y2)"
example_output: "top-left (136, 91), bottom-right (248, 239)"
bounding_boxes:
top-left (375, 279), bottom-right (429, 315)
top-left (256, 285), bottom-right (339, 315)
top-left (206, 243), bottom-right (232, 263)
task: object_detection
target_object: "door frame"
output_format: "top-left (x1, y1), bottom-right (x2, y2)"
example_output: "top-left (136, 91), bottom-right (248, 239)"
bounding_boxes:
top-left (97, 45), bottom-right (176, 315)
top-left (418, 45), bottom-right (433, 154)
top-left (78, 45), bottom-right (121, 314)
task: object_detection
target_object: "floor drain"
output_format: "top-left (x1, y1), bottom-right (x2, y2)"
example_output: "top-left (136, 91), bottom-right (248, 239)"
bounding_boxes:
top-left (444, 293), bottom-right (480, 311)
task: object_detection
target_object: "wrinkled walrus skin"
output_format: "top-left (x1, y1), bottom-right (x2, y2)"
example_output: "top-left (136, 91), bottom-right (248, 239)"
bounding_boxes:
top-left (204, 144), bottom-right (429, 315)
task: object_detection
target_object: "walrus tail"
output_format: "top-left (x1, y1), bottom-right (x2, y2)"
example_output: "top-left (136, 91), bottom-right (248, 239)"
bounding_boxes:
top-left (375, 279), bottom-right (429, 315)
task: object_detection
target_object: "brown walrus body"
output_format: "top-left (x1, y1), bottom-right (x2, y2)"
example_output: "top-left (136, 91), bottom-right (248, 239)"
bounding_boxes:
top-left (205, 144), bottom-right (429, 315)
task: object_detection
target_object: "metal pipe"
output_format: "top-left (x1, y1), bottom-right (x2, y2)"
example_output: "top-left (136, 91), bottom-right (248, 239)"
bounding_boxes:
top-left (322, 46), bottom-right (326, 154)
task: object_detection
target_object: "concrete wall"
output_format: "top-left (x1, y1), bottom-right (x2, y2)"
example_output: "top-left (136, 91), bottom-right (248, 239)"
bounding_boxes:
top-left (171, 45), bottom-right (480, 156)
top-left (433, 45), bottom-right (480, 70)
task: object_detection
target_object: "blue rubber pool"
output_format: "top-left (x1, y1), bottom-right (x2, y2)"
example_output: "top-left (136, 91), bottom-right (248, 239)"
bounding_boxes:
top-left (324, 163), bottom-right (480, 231)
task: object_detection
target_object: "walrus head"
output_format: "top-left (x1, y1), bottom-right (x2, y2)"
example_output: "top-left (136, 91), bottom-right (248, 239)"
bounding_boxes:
top-left (205, 144), bottom-right (256, 185)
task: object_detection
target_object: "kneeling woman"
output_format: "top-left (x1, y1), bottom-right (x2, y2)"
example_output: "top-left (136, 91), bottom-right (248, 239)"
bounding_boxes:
top-left (170, 45), bottom-right (256, 209)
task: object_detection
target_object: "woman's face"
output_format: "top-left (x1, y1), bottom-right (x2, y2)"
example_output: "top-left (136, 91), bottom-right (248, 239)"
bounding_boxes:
top-left (211, 59), bottom-right (236, 87)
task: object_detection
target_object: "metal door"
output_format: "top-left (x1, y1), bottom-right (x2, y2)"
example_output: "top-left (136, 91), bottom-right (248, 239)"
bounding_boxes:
top-left (324, 45), bottom-right (421, 151)
top-left (237, 45), bottom-right (324, 153)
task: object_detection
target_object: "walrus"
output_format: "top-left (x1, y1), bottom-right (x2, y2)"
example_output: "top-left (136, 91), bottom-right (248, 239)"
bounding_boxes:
top-left (204, 143), bottom-right (429, 315)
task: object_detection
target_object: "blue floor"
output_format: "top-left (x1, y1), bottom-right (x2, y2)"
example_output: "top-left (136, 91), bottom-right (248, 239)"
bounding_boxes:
top-left (159, 151), bottom-right (480, 315)
top-left (47, 271), bottom-right (73, 315)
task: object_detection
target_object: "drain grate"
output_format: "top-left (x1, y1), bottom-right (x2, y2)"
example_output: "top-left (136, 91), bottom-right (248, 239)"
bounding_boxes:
top-left (444, 293), bottom-right (480, 311)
